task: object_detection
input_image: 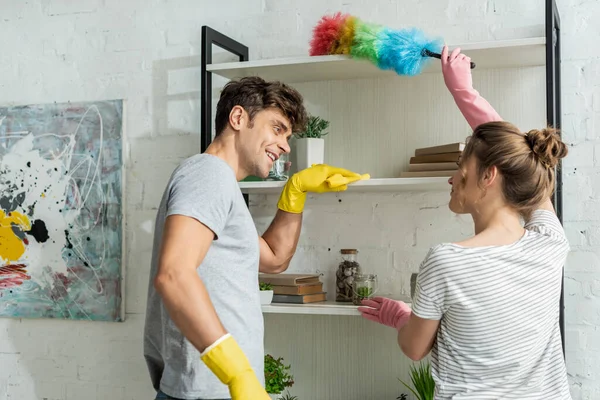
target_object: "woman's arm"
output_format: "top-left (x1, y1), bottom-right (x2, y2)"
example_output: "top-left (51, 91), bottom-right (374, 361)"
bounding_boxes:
top-left (441, 45), bottom-right (502, 129)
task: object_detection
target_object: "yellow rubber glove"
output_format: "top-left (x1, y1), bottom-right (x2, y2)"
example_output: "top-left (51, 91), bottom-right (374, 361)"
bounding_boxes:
top-left (201, 334), bottom-right (270, 400)
top-left (277, 164), bottom-right (370, 213)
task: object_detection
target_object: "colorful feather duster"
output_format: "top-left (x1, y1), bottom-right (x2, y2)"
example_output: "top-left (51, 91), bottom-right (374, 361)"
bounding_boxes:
top-left (309, 13), bottom-right (475, 76)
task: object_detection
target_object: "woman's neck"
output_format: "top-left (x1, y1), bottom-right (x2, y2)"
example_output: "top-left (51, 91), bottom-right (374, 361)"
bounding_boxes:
top-left (471, 204), bottom-right (522, 235)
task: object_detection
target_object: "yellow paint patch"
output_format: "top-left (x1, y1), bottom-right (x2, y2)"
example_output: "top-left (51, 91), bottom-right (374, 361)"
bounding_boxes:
top-left (0, 210), bottom-right (31, 263)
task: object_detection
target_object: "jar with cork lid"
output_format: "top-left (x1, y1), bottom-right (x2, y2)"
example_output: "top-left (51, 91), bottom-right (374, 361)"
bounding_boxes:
top-left (335, 249), bottom-right (361, 302)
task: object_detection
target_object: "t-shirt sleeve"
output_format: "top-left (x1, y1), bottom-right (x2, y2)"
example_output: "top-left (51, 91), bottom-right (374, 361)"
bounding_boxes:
top-left (524, 209), bottom-right (567, 243)
top-left (166, 159), bottom-right (235, 239)
top-left (410, 247), bottom-right (447, 321)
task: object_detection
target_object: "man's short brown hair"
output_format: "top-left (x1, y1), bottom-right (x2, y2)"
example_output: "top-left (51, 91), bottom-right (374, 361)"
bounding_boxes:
top-left (214, 76), bottom-right (308, 136)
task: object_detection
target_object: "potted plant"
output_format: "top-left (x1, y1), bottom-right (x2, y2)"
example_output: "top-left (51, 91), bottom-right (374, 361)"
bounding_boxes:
top-left (259, 282), bottom-right (274, 304)
top-left (277, 391), bottom-right (298, 400)
top-left (264, 354), bottom-right (294, 399)
top-left (293, 115), bottom-right (329, 171)
top-left (399, 361), bottom-right (435, 400)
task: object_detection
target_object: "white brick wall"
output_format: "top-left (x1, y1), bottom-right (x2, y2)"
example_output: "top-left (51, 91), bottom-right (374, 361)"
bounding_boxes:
top-left (0, 0), bottom-right (598, 399)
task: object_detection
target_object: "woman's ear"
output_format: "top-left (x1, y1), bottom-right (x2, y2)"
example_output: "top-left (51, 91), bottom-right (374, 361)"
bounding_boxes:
top-left (482, 165), bottom-right (499, 188)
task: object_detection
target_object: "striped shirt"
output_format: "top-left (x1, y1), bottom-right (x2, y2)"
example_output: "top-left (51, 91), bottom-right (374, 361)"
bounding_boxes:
top-left (411, 209), bottom-right (572, 399)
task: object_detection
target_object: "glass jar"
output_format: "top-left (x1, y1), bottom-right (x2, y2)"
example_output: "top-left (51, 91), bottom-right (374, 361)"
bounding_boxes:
top-left (266, 153), bottom-right (291, 181)
top-left (352, 273), bottom-right (378, 305)
top-left (335, 249), bottom-right (361, 302)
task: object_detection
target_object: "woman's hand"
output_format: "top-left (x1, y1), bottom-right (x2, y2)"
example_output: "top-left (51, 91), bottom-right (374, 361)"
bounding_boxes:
top-left (358, 297), bottom-right (412, 331)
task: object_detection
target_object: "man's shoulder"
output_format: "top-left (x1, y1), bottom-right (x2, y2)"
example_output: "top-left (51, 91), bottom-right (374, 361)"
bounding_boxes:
top-left (171, 154), bottom-right (236, 183)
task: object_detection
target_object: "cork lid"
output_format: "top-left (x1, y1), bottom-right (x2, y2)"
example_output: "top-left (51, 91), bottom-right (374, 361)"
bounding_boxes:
top-left (340, 249), bottom-right (358, 254)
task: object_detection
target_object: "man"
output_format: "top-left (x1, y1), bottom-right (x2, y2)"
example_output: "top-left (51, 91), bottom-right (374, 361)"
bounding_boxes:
top-left (144, 76), bottom-right (367, 400)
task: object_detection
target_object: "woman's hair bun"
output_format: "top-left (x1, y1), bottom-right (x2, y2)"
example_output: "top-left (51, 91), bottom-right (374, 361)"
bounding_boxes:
top-left (525, 127), bottom-right (568, 169)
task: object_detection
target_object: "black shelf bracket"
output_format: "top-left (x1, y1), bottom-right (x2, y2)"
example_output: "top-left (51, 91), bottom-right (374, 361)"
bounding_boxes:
top-left (546, 0), bottom-right (564, 357)
top-left (201, 26), bottom-right (250, 205)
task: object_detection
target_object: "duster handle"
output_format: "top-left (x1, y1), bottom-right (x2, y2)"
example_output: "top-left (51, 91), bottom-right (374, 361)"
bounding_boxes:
top-left (422, 49), bottom-right (476, 69)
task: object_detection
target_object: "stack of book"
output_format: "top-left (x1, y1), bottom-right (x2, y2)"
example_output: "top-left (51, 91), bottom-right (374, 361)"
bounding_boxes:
top-left (400, 142), bottom-right (465, 178)
top-left (259, 273), bottom-right (326, 304)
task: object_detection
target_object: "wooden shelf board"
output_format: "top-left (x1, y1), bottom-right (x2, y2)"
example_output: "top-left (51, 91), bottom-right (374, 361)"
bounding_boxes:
top-left (261, 300), bottom-right (412, 316)
top-left (239, 177), bottom-right (450, 194)
top-left (207, 38), bottom-right (546, 83)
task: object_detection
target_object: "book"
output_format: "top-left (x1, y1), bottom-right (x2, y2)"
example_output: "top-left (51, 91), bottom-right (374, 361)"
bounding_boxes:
top-left (409, 152), bottom-right (462, 164)
top-left (272, 292), bottom-right (327, 304)
top-left (400, 170), bottom-right (456, 178)
top-left (259, 273), bottom-right (321, 286)
top-left (414, 142), bottom-right (465, 156)
top-left (272, 283), bottom-right (323, 295)
top-left (408, 162), bottom-right (458, 172)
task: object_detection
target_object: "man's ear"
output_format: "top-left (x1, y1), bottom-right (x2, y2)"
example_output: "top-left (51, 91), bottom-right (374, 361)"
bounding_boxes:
top-left (228, 105), bottom-right (246, 132)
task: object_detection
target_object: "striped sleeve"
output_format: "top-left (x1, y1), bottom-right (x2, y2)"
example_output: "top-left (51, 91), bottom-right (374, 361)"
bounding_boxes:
top-left (524, 209), bottom-right (567, 243)
top-left (411, 247), bottom-right (447, 320)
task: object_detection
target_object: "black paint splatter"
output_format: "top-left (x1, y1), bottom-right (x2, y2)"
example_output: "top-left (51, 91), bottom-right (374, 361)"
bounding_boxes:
top-left (64, 230), bottom-right (73, 249)
top-left (26, 161), bottom-right (31, 167)
top-left (26, 219), bottom-right (49, 243)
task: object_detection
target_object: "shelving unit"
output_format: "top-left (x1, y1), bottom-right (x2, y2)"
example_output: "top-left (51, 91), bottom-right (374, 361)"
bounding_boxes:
top-left (200, 4), bottom-right (564, 395)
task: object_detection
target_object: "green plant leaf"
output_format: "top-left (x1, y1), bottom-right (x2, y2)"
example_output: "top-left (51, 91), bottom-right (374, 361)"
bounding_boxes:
top-left (264, 354), bottom-right (294, 394)
top-left (398, 361), bottom-right (435, 400)
top-left (294, 115), bottom-right (330, 139)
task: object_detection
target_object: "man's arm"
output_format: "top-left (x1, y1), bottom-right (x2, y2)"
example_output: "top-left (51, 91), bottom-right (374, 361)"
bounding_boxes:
top-left (397, 314), bottom-right (440, 361)
top-left (259, 164), bottom-right (368, 274)
top-left (155, 214), bottom-right (270, 399)
top-left (154, 214), bottom-right (226, 352)
top-left (259, 210), bottom-right (302, 273)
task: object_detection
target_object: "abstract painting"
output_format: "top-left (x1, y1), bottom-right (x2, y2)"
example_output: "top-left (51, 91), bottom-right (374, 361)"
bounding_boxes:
top-left (0, 100), bottom-right (123, 321)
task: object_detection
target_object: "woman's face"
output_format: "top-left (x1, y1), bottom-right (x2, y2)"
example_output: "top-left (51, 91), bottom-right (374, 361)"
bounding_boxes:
top-left (447, 155), bottom-right (483, 214)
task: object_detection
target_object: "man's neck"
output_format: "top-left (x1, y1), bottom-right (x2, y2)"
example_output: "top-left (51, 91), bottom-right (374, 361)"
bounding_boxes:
top-left (204, 134), bottom-right (247, 181)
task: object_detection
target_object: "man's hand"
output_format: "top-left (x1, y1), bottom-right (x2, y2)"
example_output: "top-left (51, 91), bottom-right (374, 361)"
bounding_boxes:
top-left (277, 164), bottom-right (369, 213)
top-left (201, 334), bottom-right (270, 400)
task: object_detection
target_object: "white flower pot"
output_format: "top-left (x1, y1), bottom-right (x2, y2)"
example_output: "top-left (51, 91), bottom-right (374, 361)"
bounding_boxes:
top-left (295, 138), bottom-right (324, 171)
top-left (259, 290), bottom-right (274, 304)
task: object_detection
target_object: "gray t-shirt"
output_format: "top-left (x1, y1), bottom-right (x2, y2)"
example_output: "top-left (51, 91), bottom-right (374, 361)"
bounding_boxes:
top-left (144, 153), bottom-right (264, 399)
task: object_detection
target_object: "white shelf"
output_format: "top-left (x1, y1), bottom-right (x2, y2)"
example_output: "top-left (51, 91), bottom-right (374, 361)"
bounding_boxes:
top-left (207, 38), bottom-right (546, 83)
top-left (239, 177), bottom-right (450, 194)
top-left (262, 301), bottom-right (361, 316)
top-left (261, 300), bottom-right (412, 316)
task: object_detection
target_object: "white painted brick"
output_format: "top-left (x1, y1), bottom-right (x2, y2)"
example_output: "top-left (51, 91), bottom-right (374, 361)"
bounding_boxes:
top-left (66, 382), bottom-right (97, 400)
top-left (566, 250), bottom-right (600, 273)
top-left (41, 0), bottom-right (100, 16)
top-left (77, 360), bottom-right (148, 385)
top-left (97, 384), bottom-right (126, 399)
top-left (564, 143), bottom-right (596, 168)
top-left (5, 377), bottom-right (39, 400)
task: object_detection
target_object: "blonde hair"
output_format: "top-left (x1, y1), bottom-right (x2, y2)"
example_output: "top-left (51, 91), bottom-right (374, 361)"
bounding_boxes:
top-left (458, 121), bottom-right (568, 218)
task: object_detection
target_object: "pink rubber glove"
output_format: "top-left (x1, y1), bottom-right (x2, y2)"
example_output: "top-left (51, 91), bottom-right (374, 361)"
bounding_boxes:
top-left (358, 297), bottom-right (412, 331)
top-left (441, 45), bottom-right (503, 129)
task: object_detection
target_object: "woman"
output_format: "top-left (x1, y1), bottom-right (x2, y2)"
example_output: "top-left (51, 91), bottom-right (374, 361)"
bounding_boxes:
top-left (358, 45), bottom-right (571, 399)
